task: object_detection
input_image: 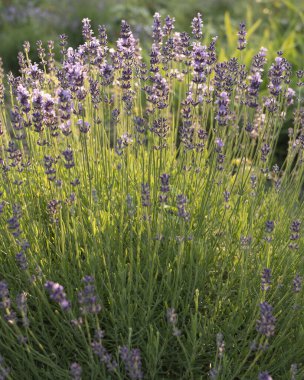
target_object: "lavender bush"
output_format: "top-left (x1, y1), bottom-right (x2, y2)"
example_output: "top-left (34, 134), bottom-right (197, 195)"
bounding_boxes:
top-left (0, 12), bottom-right (304, 379)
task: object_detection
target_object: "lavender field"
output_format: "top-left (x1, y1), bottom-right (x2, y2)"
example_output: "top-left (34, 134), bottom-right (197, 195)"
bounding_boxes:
top-left (0, 8), bottom-right (304, 380)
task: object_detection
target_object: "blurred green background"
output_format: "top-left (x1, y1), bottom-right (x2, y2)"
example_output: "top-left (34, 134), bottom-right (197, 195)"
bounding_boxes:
top-left (0, 0), bottom-right (303, 73)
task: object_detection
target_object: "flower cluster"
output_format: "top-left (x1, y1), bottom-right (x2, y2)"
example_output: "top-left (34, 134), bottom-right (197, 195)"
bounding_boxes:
top-left (119, 346), bottom-right (143, 380)
top-left (91, 330), bottom-right (118, 373)
top-left (0, 281), bottom-right (16, 324)
top-left (78, 276), bottom-right (101, 315)
top-left (45, 281), bottom-right (71, 311)
top-left (0, 9), bottom-right (303, 380)
top-left (256, 302), bottom-right (276, 337)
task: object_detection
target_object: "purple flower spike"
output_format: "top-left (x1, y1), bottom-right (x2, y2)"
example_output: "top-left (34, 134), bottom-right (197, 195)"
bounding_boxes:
top-left (45, 281), bottom-right (71, 311)
top-left (0, 281), bottom-right (17, 325)
top-left (163, 15), bottom-right (175, 36)
top-left (78, 276), bottom-right (101, 315)
top-left (82, 18), bottom-right (93, 42)
top-left (237, 22), bottom-right (247, 50)
top-left (261, 268), bottom-right (271, 291)
top-left (215, 92), bottom-right (230, 126)
top-left (159, 173), bottom-right (170, 203)
top-left (77, 119), bottom-right (90, 134)
top-left (256, 302), bottom-right (276, 337)
top-left (119, 346), bottom-right (143, 380)
top-left (152, 13), bottom-right (163, 45)
top-left (191, 13), bottom-right (203, 40)
top-left (265, 221), bottom-right (274, 233)
top-left (177, 194), bottom-right (190, 221)
top-left (258, 371), bottom-right (273, 380)
top-left (293, 274), bottom-right (302, 293)
top-left (62, 147), bottom-right (75, 169)
top-left (92, 331), bottom-right (118, 373)
top-left (192, 44), bottom-right (209, 84)
top-left (141, 183), bottom-right (151, 207)
top-left (215, 138), bottom-right (224, 148)
top-left (70, 362), bottom-right (82, 380)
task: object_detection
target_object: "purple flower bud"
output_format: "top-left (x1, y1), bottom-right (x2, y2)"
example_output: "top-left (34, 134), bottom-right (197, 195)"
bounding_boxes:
top-left (163, 15), bottom-right (175, 36)
top-left (256, 302), bottom-right (276, 337)
top-left (240, 235), bottom-right (252, 248)
top-left (70, 362), bottom-right (82, 380)
top-left (176, 194), bottom-right (190, 221)
top-left (92, 332), bottom-right (118, 373)
top-left (261, 143), bottom-right (270, 162)
top-left (82, 18), bottom-right (93, 42)
top-left (191, 13), bottom-right (203, 40)
top-left (78, 276), bottom-right (101, 315)
top-left (258, 372), bottom-right (273, 380)
top-left (150, 117), bottom-right (169, 139)
top-left (152, 13), bottom-right (163, 45)
top-left (215, 92), bottom-right (230, 126)
top-left (160, 173), bottom-right (170, 197)
top-left (223, 190), bottom-right (230, 202)
top-left (192, 43), bottom-right (209, 84)
top-left (265, 220), bottom-right (274, 233)
top-left (119, 346), bottom-right (143, 380)
top-left (77, 119), bottom-right (90, 134)
top-left (16, 292), bottom-right (29, 327)
top-left (268, 54), bottom-right (291, 97)
top-left (251, 47), bottom-right (267, 74)
top-left (62, 147), bottom-right (75, 169)
top-left (290, 220), bottom-right (301, 242)
top-left (286, 87), bottom-right (296, 106)
top-left (45, 281), bottom-right (71, 311)
top-left (247, 72), bottom-right (263, 108)
top-left (215, 138), bottom-right (224, 149)
top-left (0, 281), bottom-right (10, 309)
top-left (237, 22), bottom-right (247, 50)
top-left (117, 20), bottom-right (136, 62)
top-left (261, 268), bottom-right (271, 291)
top-left (100, 63), bottom-right (114, 86)
top-left (141, 183), bottom-right (151, 207)
top-left (16, 84), bottom-right (31, 113)
top-left (293, 274), bottom-right (302, 293)
top-left (16, 251), bottom-right (28, 270)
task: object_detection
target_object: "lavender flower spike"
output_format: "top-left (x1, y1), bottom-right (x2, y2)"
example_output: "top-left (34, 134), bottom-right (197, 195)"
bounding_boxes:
top-left (159, 173), bottom-right (170, 203)
top-left (191, 13), bottom-right (203, 40)
top-left (261, 268), bottom-right (271, 291)
top-left (256, 302), bottom-right (276, 337)
top-left (78, 276), bottom-right (102, 315)
top-left (293, 274), bottom-right (302, 293)
top-left (92, 330), bottom-right (118, 373)
top-left (237, 22), bottom-right (247, 50)
top-left (119, 346), bottom-right (143, 380)
top-left (152, 13), bottom-right (163, 45)
top-left (176, 194), bottom-right (190, 221)
top-left (45, 281), bottom-right (71, 311)
top-left (141, 183), bottom-right (151, 207)
top-left (215, 92), bottom-right (230, 126)
top-left (70, 362), bottom-right (82, 380)
top-left (258, 371), bottom-right (273, 380)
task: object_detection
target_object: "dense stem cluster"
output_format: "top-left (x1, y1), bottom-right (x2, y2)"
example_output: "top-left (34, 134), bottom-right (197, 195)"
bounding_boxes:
top-left (0, 11), bottom-right (303, 380)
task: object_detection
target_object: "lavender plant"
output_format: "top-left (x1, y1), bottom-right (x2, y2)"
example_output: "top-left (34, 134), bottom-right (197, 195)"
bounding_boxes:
top-left (0, 11), bottom-right (304, 380)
